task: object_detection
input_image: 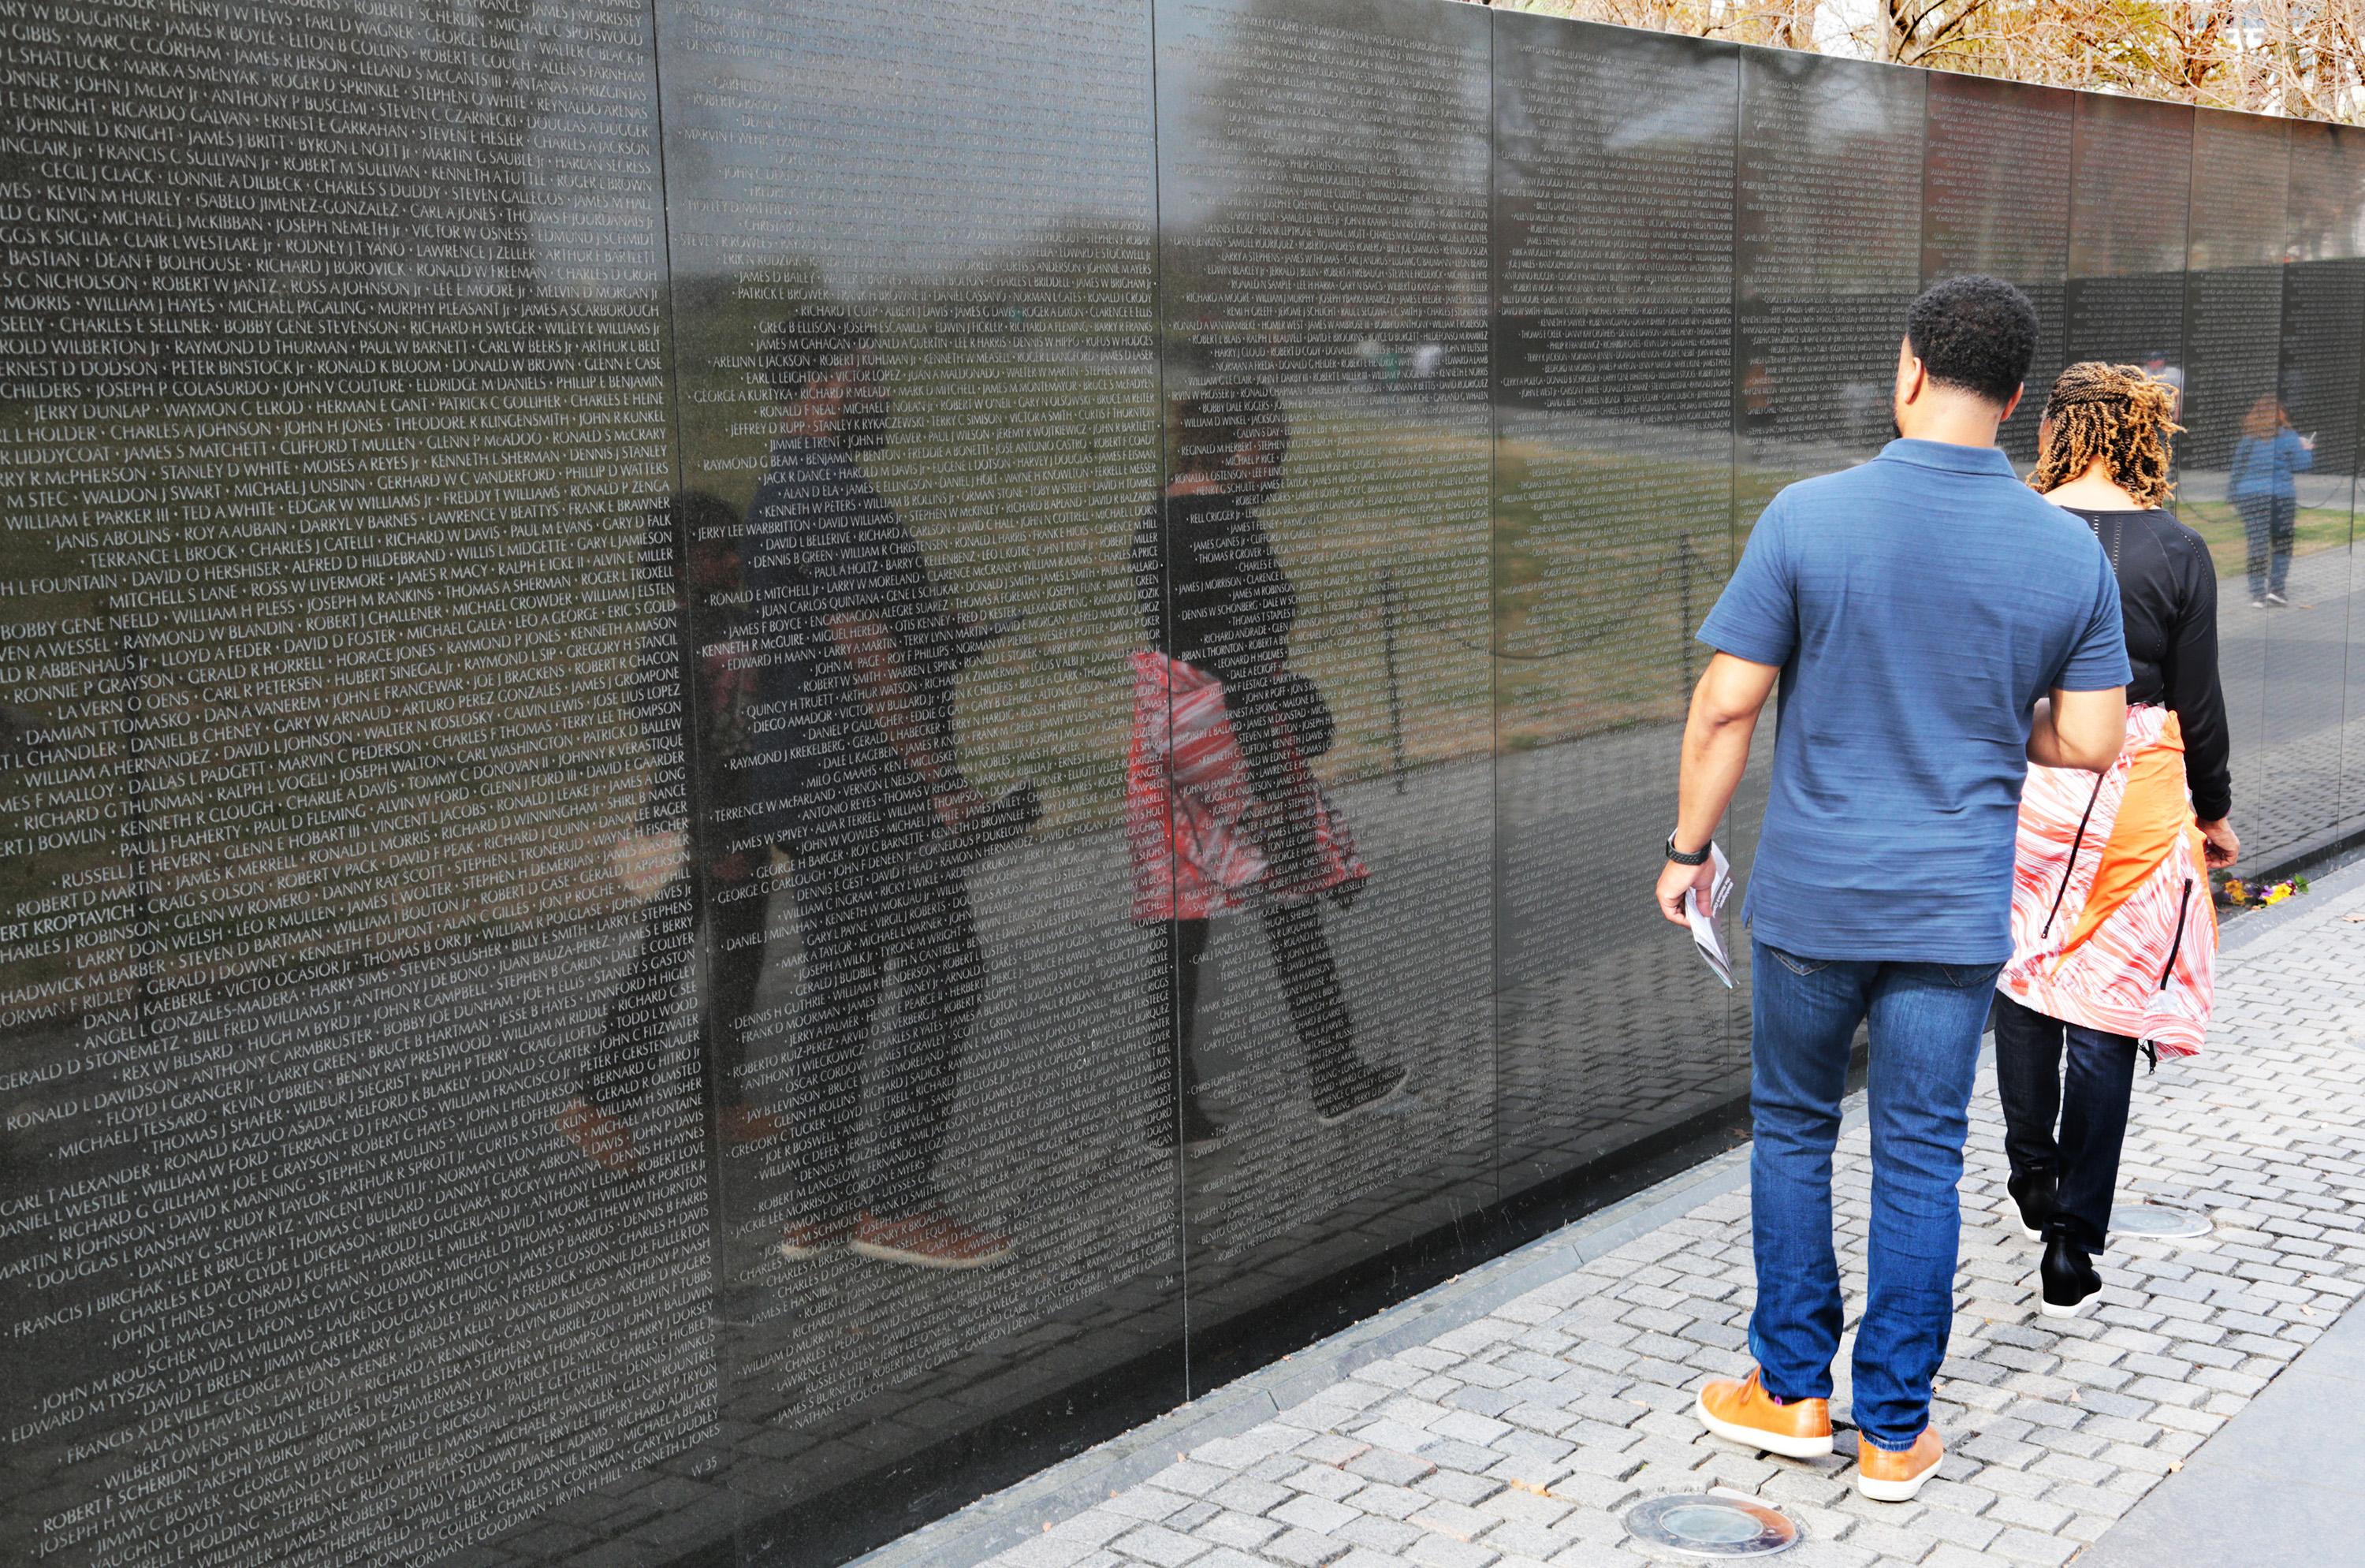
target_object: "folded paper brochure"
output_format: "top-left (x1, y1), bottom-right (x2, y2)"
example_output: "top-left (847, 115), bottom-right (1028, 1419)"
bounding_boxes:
top-left (1685, 842), bottom-right (1734, 989)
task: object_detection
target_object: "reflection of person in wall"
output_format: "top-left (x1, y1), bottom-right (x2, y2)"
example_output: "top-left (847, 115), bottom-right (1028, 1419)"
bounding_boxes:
top-left (2140, 350), bottom-right (2184, 423)
top-left (1994, 362), bottom-right (2238, 1321)
top-left (1127, 380), bottom-right (1407, 1151)
top-left (2229, 393), bottom-right (2314, 607)
top-left (747, 307), bottom-right (1007, 1271)
top-left (1408, 341), bottom-right (1445, 401)
top-left (557, 493), bottom-right (782, 1174)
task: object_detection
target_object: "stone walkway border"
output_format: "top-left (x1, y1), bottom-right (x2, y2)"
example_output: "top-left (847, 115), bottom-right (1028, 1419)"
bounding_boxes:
top-left (862, 850), bottom-right (2365, 1568)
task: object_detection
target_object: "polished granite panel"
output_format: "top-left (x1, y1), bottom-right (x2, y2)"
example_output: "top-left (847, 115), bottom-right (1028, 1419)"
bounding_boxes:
top-left (0, 2), bottom-right (683, 1564)
top-left (1736, 49), bottom-right (1926, 482)
top-left (2185, 110), bottom-right (2292, 851)
top-left (2258, 123), bottom-right (2364, 856)
top-left (2288, 124), bottom-right (2365, 863)
top-left (1922, 72), bottom-right (2074, 468)
top-left (1491, 14), bottom-right (1741, 1191)
top-left (2065, 94), bottom-right (2191, 373)
top-left (1724, 46), bottom-right (1926, 1046)
top-left (1153, 0), bottom-right (1498, 1317)
top-left (647, 1), bottom-right (1178, 1559)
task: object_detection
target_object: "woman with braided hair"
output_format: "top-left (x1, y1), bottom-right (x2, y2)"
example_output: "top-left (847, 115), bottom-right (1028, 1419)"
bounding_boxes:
top-left (1995, 362), bottom-right (2240, 1319)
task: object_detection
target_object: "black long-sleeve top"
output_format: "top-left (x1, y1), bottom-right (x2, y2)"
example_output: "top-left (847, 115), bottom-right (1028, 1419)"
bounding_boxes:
top-left (2062, 506), bottom-right (2233, 821)
top-left (1133, 486), bottom-right (1298, 799)
top-left (1133, 487), bottom-right (1295, 685)
top-left (629, 594), bottom-right (755, 843)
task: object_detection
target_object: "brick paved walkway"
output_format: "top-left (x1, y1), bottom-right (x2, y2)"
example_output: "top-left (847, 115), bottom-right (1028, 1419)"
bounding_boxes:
top-left (931, 860), bottom-right (2365, 1568)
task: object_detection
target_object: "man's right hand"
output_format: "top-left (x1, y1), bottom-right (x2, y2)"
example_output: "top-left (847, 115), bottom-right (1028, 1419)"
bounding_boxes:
top-left (1656, 855), bottom-right (1715, 929)
top-left (2199, 817), bottom-right (2240, 870)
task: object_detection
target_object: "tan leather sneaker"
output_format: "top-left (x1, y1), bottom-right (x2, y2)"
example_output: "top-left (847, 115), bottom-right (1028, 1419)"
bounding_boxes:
top-left (1856, 1425), bottom-right (1945, 1502)
top-left (1695, 1367), bottom-right (1834, 1459)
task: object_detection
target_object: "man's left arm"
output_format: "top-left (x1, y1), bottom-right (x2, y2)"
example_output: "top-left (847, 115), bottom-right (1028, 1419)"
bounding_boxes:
top-left (2031, 547), bottom-right (2133, 774)
top-left (1656, 653), bottom-right (1780, 927)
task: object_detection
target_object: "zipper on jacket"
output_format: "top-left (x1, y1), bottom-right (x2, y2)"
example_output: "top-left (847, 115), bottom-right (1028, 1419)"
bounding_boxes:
top-left (2156, 877), bottom-right (2194, 990)
top-left (2042, 772), bottom-right (2109, 938)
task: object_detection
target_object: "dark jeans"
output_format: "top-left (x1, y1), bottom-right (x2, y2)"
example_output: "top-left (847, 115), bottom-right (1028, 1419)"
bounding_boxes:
top-left (586, 862), bottom-right (769, 1114)
top-left (1747, 941), bottom-right (2000, 1451)
top-left (787, 812), bottom-right (983, 1222)
top-left (1991, 993), bottom-right (2138, 1253)
top-left (2237, 492), bottom-right (2296, 596)
top-left (1157, 899), bottom-right (1358, 1124)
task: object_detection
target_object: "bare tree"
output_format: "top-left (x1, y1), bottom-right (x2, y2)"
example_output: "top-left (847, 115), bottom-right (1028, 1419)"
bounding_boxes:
top-left (1470, 0), bottom-right (2365, 123)
top-left (1489, 0), bottom-right (1824, 47)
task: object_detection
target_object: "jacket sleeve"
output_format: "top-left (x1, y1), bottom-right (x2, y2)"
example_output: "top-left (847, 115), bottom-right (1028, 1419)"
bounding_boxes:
top-left (2287, 428), bottom-right (2315, 475)
top-left (2164, 535), bottom-right (2233, 821)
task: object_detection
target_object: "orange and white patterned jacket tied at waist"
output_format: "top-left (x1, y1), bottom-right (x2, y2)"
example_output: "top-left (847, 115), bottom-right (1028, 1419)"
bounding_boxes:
top-left (1125, 651), bottom-right (1365, 923)
top-left (1999, 704), bottom-right (2216, 1057)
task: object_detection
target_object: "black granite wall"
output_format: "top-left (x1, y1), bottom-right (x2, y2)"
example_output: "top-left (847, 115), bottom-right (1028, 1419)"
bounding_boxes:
top-left (2, 5), bottom-right (2359, 1565)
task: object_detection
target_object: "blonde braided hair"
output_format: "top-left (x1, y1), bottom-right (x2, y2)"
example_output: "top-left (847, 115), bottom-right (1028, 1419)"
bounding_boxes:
top-left (2030, 360), bottom-right (2183, 507)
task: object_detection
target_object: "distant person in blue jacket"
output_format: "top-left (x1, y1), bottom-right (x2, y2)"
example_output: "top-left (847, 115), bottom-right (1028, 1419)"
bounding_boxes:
top-left (2229, 394), bottom-right (2314, 607)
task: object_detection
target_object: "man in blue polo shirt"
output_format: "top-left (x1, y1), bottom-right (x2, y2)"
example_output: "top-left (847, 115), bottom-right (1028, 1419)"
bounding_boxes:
top-left (1655, 277), bottom-right (2130, 1501)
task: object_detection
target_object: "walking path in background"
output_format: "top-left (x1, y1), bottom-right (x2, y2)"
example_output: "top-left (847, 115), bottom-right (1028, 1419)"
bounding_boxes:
top-left (866, 856), bottom-right (2365, 1568)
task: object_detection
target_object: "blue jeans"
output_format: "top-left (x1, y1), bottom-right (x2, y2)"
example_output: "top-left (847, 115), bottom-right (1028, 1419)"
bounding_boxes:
top-left (2236, 491), bottom-right (2296, 597)
top-left (1748, 940), bottom-right (2002, 1451)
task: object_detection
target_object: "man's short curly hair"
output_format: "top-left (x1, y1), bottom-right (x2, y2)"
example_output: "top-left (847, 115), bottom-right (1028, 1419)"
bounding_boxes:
top-left (1905, 275), bottom-right (2039, 408)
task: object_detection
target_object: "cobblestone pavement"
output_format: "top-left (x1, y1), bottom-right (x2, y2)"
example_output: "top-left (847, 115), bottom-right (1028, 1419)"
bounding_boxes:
top-left (950, 864), bottom-right (2365, 1568)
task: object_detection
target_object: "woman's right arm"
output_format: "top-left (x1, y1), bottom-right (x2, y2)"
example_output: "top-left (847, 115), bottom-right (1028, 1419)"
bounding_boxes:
top-left (2166, 534), bottom-right (2233, 827)
top-left (2286, 427), bottom-right (2316, 475)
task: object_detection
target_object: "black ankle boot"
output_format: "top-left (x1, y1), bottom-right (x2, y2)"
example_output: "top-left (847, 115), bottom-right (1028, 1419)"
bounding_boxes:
top-left (2039, 1233), bottom-right (2102, 1320)
top-left (2008, 1167), bottom-right (2058, 1242)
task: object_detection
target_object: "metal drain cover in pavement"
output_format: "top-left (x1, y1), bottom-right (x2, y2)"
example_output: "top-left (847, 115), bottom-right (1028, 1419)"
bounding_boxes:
top-left (2111, 1202), bottom-right (2213, 1240)
top-left (1623, 1492), bottom-right (1798, 1557)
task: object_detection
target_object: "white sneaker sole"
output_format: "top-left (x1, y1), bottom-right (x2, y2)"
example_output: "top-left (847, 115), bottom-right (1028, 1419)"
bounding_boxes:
top-left (1693, 1391), bottom-right (1834, 1459)
top-left (850, 1238), bottom-right (1010, 1271)
top-left (2039, 1292), bottom-right (2097, 1320)
top-left (1855, 1463), bottom-right (1938, 1503)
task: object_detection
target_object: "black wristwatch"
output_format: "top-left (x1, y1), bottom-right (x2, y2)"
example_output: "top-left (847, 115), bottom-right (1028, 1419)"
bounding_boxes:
top-left (1665, 832), bottom-right (1711, 866)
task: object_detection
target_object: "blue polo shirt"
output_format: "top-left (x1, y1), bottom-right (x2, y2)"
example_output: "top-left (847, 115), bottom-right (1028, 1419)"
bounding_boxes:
top-left (1699, 439), bottom-right (2131, 963)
